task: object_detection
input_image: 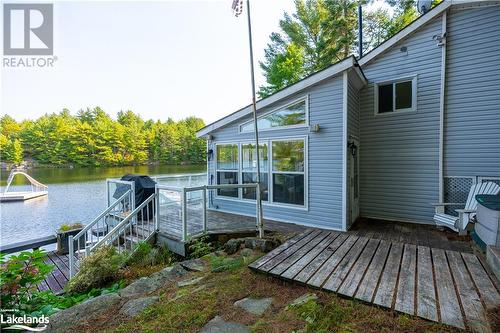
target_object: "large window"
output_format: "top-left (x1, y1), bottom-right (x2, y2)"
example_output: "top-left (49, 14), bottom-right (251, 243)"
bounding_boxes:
top-left (241, 143), bottom-right (268, 200)
top-left (240, 98), bottom-right (307, 132)
top-left (375, 77), bottom-right (416, 114)
top-left (271, 139), bottom-right (305, 206)
top-left (216, 144), bottom-right (239, 197)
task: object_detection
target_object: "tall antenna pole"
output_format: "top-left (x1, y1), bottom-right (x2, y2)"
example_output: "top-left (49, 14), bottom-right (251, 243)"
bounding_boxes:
top-left (358, 4), bottom-right (363, 58)
top-left (245, 0), bottom-right (263, 237)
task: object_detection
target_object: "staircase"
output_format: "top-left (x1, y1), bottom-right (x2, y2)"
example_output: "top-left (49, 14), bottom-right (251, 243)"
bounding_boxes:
top-left (68, 191), bottom-right (158, 278)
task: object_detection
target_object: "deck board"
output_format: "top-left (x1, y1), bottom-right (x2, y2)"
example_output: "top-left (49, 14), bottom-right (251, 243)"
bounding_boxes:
top-left (249, 229), bottom-right (500, 332)
top-left (395, 244), bottom-right (417, 315)
top-left (38, 251), bottom-right (70, 293)
top-left (416, 246), bottom-right (438, 322)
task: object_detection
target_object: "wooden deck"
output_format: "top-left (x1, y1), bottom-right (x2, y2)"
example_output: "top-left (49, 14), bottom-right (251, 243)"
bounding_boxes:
top-left (38, 251), bottom-right (70, 293)
top-left (250, 229), bottom-right (500, 332)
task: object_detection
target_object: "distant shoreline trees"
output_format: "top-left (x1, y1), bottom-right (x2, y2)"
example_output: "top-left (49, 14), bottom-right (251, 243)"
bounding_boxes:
top-left (0, 109), bottom-right (206, 167)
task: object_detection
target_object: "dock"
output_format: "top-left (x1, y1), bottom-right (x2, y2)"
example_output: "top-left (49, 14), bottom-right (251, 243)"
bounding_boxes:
top-left (0, 190), bottom-right (48, 202)
top-left (1, 235), bottom-right (70, 293)
top-left (1, 170), bottom-right (48, 202)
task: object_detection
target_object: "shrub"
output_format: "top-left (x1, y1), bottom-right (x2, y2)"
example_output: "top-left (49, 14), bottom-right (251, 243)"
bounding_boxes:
top-left (126, 241), bottom-right (175, 267)
top-left (65, 246), bottom-right (126, 294)
top-left (0, 250), bottom-right (54, 313)
top-left (187, 235), bottom-right (214, 259)
top-left (58, 222), bottom-right (83, 232)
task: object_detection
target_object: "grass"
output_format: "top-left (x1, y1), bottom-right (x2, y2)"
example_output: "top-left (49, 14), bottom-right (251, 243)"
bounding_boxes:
top-left (72, 250), bottom-right (464, 333)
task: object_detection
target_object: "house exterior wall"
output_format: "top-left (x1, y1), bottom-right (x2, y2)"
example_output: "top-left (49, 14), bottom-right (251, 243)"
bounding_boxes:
top-left (346, 70), bottom-right (361, 228)
top-left (358, 16), bottom-right (443, 224)
top-left (444, 6), bottom-right (500, 178)
top-left (206, 74), bottom-right (345, 230)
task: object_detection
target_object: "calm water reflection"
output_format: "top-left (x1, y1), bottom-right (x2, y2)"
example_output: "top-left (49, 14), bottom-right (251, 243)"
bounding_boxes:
top-left (0, 165), bottom-right (205, 246)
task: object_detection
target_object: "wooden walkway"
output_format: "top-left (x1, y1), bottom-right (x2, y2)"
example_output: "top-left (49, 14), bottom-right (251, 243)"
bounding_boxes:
top-left (38, 251), bottom-right (70, 293)
top-left (250, 229), bottom-right (500, 332)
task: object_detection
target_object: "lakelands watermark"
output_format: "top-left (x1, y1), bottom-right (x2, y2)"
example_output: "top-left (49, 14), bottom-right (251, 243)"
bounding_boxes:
top-left (0, 310), bottom-right (49, 331)
top-left (3, 3), bottom-right (57, 68)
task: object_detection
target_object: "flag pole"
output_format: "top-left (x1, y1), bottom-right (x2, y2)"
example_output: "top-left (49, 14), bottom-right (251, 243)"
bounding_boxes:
top-left (245, 0), bottom-right (263, 238)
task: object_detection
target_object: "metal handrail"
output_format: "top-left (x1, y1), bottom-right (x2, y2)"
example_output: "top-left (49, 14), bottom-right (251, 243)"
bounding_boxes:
top-left (89, 193), bottom-right (157, 252)
top-left (73, 189), bottom-right (132, 239)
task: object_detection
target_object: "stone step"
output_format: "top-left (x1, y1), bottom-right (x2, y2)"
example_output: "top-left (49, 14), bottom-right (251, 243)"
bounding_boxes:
top-left (486, 245), bottom-right (500, 281)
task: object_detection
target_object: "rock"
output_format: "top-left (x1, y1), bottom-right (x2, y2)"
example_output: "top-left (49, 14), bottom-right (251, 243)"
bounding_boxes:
top-left (201, 316), bottom-right (249, 333)
top-left (244, 238), bottom-right (280, 252)
top-left (240, 248), bottom-right (254, 257)
top-left (234, 297), bottom-right (273, 316)
top-left (120, 264), bottom-right (187, 297)
top-left (178, 276), bottom-right (204, 287)
top-left (224, 238), bottom-right (244, 255)
top-left (47, 293), bottom-right (122, 333)
top-left (288, 293), bottom-right (318, 308)
top-left (180, 258), bottom-right (206, 272)
top-left (120, 296), bottom-right (159, 317)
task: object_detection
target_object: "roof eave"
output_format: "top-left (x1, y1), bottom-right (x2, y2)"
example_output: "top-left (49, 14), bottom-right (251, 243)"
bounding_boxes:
top-left (197, 56), bottom-right (356, 138)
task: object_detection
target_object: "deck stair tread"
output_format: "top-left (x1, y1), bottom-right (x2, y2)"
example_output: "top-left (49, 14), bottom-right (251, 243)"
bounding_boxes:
top-left (249, 229), bottom-right (500, 332)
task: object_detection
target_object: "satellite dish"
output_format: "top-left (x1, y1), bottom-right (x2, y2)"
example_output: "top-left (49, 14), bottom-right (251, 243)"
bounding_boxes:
top-left (417, 0), bottom-right (432, 14)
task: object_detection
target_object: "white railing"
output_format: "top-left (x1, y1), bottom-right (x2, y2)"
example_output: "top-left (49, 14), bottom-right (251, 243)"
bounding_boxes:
top-left (68, 189), bottom-right (134, 277)
top-left (153, 172), bottom-right (206, 187)
top-left (3, 170), bottom-right (48, 193)
top-left (156, 183), bottom-right (263, 242)
top-left (106, 179), bottom-right (135, 209)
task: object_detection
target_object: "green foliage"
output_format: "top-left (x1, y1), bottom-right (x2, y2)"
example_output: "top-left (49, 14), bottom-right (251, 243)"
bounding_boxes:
top-left (0, 110), bottom-right (206, 167)
top-left (65, 246), bottom-right (127, 294)
top-left (259, 0), bottom-right (442, 97)
top-left (126, 241), bottom-right (176, 267)
top-left (187, 235), bottom-right (214, 259)
top-left (0, 250), bottom-right (54, 312)
top-left (58, 222), bottom-right (83, 232)
top-left (208, 255), bottom-right (245, 273)
top-left (288, 297), bottom-right (353, 332)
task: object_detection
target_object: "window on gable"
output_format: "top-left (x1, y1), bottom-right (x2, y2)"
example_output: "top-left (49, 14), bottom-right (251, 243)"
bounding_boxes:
top-left (240, 98), bottom-right (307, 132)
top-left (376, 78), bottom-right (415, 114)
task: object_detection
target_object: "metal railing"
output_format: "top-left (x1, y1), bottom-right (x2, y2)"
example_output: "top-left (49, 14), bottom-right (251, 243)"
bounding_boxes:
top-left (156, 183), bottom-right (263, 242)
top-left (68, 189), bottom-right (134, 277)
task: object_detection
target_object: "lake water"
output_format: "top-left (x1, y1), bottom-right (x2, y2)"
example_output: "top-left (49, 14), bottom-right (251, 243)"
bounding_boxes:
top-left (0, 165), bottom-right (205, 246)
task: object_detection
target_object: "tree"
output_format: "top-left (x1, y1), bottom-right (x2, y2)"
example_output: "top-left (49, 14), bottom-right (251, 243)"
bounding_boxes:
top-left (10, 139), bottom-right (24, 165)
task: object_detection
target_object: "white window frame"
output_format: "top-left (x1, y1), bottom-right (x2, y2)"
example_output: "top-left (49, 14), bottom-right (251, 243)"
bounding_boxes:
top-left (239, 95), bottom-right (309, 133)
top-left (213, 136), bottom-right (309, 211)
top-left (269, 136), bottom-right (308, 210)
top-left (374, 76), bottom-right (417, 115)
top-left (214, 142), bottom-right (240, 199)
top-left (239, 140), bottom-right (270, 203)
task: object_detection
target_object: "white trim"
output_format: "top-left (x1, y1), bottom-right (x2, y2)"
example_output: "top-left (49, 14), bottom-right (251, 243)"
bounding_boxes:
top-left (358, 1), bottom-right (452, 66)
top-left (212, 135), bottom-right (309, 210)
top-left (207, 207), bottom-right (342, 231)
top-left (342, 71), bottom-right (348, 232)
top-left (374, 76), bottom-right (417, 115)
top-left (214, 142), bottom-right (240, 199)
top-left (197, 56), bottom-right (357, 137)
top-left (438, 11), bottom-right (447, 203)
top-left (239, 95), bottom-right (309, 133)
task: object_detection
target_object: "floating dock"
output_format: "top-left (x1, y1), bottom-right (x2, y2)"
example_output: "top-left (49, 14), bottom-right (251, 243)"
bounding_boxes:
top-left (1, 170), bottom-right (48, 202)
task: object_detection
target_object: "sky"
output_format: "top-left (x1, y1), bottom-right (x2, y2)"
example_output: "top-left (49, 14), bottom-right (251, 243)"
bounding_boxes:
top-left (1, 0), bottom-right (388, 124)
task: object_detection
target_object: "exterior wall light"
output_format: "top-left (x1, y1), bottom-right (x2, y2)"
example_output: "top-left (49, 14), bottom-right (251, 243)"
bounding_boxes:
top-left (309, 124), bottom-right (320, 133)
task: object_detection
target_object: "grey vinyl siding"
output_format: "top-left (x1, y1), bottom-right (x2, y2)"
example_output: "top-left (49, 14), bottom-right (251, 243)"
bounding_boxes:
top-left (207, 74), bottom-right (345, 230)
top-left (347, 72), bottom-right (360, 228)
top-left (359, 16), bottom-right (443, 223)
top-left (444, 6), bottom-right (500, 178)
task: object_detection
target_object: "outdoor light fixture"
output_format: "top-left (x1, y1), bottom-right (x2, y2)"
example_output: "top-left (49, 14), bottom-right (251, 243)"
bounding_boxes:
top-left (207, 134), bottom-right (214, 140)
top-left (309, 124), bottom-right (320, 133)
top-left (207, 149), bottom-right (214, 161)
top-left (348, 141), bottom-right (357, 157)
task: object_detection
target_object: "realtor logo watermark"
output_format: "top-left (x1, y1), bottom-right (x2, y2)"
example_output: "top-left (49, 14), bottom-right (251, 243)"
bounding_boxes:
top-left (3, 3), bottom-right (57, 67)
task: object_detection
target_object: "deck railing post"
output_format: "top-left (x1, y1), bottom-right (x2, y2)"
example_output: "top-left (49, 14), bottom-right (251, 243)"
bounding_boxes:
top-left (202, 186), bottom-right (207, 233)
top-left (256, 183), bottom-right (263, 238)
top-left (181, 188), bottom-right (187, 242)
top-left (155, 187), bottom-right (159, 231)
top-left (68, 235), bottom-right (74, 278)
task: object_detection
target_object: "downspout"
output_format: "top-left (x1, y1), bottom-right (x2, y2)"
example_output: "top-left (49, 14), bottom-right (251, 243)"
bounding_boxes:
top-left (438, 11), bottom-right (447, 203)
